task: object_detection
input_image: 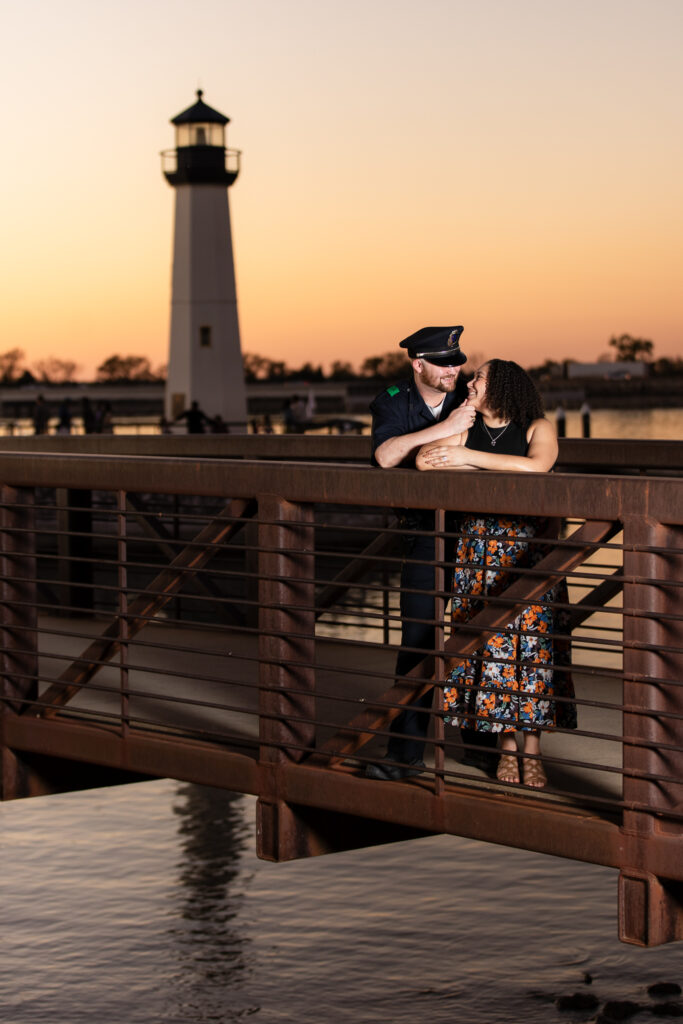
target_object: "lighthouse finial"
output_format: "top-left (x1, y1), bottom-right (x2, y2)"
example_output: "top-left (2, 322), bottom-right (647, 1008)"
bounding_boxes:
top-left (197, 88), bottom-right (203, 101)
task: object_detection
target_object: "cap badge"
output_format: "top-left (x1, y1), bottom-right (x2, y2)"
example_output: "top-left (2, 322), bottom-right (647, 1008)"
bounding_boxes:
top-left (447, 330), bottom-right (459, 349)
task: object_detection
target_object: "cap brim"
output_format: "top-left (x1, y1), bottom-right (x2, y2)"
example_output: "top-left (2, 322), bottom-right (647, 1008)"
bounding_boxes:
top-left (421, 352), bottom-right (467, 367)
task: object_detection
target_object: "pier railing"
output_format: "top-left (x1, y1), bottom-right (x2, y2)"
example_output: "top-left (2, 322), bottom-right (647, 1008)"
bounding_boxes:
top-left (0, 438), bottom-right (682, 946)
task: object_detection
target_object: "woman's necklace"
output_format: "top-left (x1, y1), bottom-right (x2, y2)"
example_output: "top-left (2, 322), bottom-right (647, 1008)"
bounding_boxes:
top-left (481, 418), bottom-right (511, 447)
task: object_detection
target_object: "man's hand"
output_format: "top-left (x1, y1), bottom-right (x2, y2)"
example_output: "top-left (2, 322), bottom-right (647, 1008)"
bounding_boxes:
top-left (443, 399), bottom-right (476, 435)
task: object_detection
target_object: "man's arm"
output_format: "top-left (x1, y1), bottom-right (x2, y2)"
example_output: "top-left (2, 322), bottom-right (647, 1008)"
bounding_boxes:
top-left (374, 401), bottom-right (475, 468)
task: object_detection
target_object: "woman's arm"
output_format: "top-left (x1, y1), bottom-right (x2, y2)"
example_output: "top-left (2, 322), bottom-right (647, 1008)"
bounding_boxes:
top-left (417, 418), bottom-right (558, 472)
top-left (415, 432), bottom-right (467, 471)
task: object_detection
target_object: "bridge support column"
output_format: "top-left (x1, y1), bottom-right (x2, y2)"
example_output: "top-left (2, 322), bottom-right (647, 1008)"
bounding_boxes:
top-left (619, 871), bottom-right (683, 947)
top-left (256, 796), bottom-right (431, 862)
top-left (0, 486), bottom-right (38, 712)
top-left (257, 800), bottom-right (328, 860)
top-left (0, 487), bottom-right (38, 799)
top-left (256, 495), bottom-right (316, 859)
top-left (619, 516), bottom-right (683, 945)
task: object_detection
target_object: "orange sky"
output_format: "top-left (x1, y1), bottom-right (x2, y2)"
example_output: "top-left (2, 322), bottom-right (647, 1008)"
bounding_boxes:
top-left (1, 0), bottom-right (682, 378)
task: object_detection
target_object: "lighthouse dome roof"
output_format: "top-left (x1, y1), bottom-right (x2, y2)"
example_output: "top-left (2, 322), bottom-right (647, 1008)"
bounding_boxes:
top-left (171, 90), bottom-right (229, 126)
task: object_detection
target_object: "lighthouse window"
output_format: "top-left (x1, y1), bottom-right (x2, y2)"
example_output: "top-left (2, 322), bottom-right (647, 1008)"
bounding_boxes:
top-left (199, 325), bottom-right (212, 348)
top-left (176, 123), bottom-right (222, 147)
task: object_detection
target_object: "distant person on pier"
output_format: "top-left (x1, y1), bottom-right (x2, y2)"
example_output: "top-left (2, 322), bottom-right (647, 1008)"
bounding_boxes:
top-left (32, 394), bottom-right (49, 435)
top-left (417, 359), bottom-right (577, 788)
top-left (81, 396), bottom-right (96, 434)
top-left (283, 395), bottom-right (308, 433)
top-left (57, 398), bottom-right (72, 435)
top-left (95, 401), bottom-right (113, 433)
top-left (210, 414), bottom-right (228, 433)
top-left (174, 399), bottom-right (210, 434)
top-left (365, 325), bottom-right (499, 782)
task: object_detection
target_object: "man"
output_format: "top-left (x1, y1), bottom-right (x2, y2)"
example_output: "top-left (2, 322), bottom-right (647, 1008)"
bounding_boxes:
top-left (366, 325), bottom-right (497, 780)
top-left (32, 394), bottom-right (49, 435)
top-left (175, 400), bottom-right (210, 434)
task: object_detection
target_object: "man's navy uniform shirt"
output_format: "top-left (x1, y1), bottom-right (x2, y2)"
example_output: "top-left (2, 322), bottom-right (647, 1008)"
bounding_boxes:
top-left (370, 376), bottom-right (468, 468)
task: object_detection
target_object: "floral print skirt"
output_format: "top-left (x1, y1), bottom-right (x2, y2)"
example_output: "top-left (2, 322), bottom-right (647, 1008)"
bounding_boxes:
top-left (444, 515), bottom-right (577, 734)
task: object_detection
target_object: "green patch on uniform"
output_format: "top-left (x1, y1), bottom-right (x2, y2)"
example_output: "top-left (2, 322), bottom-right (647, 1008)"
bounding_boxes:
top-left (386, 385), bottom-right (400, 396)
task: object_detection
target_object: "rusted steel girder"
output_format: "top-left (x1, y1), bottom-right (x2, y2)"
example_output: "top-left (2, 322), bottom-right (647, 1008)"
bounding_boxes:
top-left (34, 499), bottom-right (255, 717)
top-left (125, 492), bottom-right (233, 612)
top-left (565, 567), bottom-right (623, 631)
top-left (4, 712), bottom-right (683, 890)
top-left (256, 497), bottom-right (317, 860)
top-left (314, 518), bottom-right (400, 617)
top-left (257, 496), bottom-right (316, 764)
top-left (619, 516), bottom-right (683, 946)
top-left (2, 712), bottom-right (259, 798)
top-left (0, 486), bottom-right (38, 800)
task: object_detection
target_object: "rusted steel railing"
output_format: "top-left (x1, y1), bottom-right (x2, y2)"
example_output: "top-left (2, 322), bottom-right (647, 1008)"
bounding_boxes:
top-left (0, 439), bottom-right (682, 946)
top-left (1, 432), bottom-right (683, 473)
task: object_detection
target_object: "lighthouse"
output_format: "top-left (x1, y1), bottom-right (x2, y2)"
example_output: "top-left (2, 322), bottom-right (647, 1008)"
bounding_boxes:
top-left (162, 91), bottom-right (247, 430)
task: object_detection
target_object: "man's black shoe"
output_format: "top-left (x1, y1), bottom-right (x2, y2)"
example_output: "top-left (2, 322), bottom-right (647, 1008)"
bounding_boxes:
top-left (364, 757), bottom-right (426, 782)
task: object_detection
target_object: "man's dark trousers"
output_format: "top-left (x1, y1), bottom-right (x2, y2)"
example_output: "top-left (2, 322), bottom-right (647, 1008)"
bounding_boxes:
top-left (386, 532), bottom-right (497, 765)
top-left (386, 533), bottom-right (436, 763)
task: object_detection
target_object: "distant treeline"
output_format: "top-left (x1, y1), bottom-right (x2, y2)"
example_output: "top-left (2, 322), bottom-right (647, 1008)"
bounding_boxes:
top-left (2, 334), bottom-right (680, 386)
top-left (0, 349), bottom-right (166, 386)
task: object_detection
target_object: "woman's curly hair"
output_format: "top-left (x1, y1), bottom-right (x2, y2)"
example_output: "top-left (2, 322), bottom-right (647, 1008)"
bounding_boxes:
top-left (483, 359), bottom-right (545, 425)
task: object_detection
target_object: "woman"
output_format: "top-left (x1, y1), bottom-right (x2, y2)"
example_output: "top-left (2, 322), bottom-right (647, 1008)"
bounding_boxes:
top-left (416, 359), bottom-right (576, 787)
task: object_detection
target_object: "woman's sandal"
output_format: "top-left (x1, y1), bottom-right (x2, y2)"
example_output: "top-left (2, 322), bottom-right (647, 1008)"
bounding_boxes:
top-left (522, 757), bottom-right (547, 789)
top-left (496, 753), bottom-right (520, 784)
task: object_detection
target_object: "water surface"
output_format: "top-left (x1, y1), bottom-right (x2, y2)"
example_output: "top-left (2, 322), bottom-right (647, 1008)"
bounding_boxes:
top-left (1, 781), bottom-right (681, 1023)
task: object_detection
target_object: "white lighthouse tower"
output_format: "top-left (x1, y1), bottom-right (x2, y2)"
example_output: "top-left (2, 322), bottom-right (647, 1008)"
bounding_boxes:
top-left (162, 90), bottom-right (247, 430)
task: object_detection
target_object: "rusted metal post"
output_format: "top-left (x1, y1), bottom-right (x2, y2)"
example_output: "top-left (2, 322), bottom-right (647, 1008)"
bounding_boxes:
top-left (619, 514), bottom-right (683, 945)
top-left (117, 490), bottom-right (129, 737)
top-left (256, 495), bottom-right (316, 859)
top-left (382, 512), bottom-right (391, 647)
top-left (242, 518), bottom-right (260, 628)
top-left (0, 486), bottom-right (38, 799)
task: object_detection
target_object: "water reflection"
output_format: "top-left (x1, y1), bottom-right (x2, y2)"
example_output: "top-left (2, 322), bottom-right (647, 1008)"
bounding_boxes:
top-left (170, 785), bottom-right (258, 1020)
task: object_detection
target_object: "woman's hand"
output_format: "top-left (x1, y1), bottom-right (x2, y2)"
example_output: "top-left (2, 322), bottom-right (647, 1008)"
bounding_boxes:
top-left (418, 444), bottom-right (470, 469)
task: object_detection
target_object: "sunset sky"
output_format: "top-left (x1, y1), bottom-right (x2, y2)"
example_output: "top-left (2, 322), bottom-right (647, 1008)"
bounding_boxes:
top-left (1, 0), bottom-right (682, 378)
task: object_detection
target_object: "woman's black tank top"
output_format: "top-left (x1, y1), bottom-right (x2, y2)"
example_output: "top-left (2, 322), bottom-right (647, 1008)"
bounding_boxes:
top-left (465, 413), bottom-right (530, 456)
